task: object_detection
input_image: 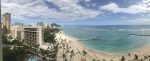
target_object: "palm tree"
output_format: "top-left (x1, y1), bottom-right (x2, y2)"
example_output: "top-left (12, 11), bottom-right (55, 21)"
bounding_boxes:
top-left (92, 59), bottom-right (96, 61)
top-left (121, 56), bottom-right (125, 61)
top-left (63, 54), bottom-right (66, 61)
top-left (134, 54), bottom-right (138, 60)
top-left (70, 50), bottom-right (75, 61)
top-left (148, 55), bottom-right (150, 58)
top-left (70, 54), bottom-right (73, 61)
top-left (140, 59), bottom-right (144, 61)
top-left (144, 55), bottom-right (147, 59)
top-left (110, 59), bottom-right (113, 61)
top-left (82, 50), bottom-right (87, 61)
top-left (97, 60), bottom-right (100, 61)
top-left (102, 58), bottom-right (106, 61)
top-left (128, 53), bottom-right (131, 57)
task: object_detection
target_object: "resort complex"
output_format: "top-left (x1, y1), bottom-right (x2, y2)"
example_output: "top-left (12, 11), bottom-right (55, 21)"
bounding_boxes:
top-left (1, 0), bottom-right (150, 61)
top-left (1, 13), bottom-right (150, 61)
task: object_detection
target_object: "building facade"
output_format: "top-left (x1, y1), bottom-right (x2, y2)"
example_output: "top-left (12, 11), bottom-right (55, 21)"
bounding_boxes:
top-left (23, 26), bottom-right (43, 48)
top-left (10, 25), bottom-right (52, 50)
top-left (11, 26), bottom-right (24, 41)
top-left (2, 13), bottom-right (11, 35)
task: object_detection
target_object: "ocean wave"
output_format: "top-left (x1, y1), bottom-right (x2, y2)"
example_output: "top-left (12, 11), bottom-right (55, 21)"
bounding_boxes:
top-left (118, 29), bottom-right (150, 31)
top-left (79, 39), bottom-right (88, 41)
top-left (83, 28), bottom-right (111, 31)
top-left (79, 37), bottom-right (102, 41)
top-left (128, 34), bottom-right (150, 37)
top-left (140, 29), bottom-right (150, 31)
top-left (84, 28), bottom-right (150, 32)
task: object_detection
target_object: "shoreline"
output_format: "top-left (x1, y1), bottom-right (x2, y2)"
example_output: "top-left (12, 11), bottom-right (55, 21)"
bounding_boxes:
top-left (56, 31), bottom-right (121, 61)
top-left (55, 31), bottom-right (150, 61)
top-left (76, 39), bottom-right (120, 56)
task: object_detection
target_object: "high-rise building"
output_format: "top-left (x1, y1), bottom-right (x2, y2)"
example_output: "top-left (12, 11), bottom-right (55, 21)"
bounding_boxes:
top-left (23, 26), bottom-right (43, 48)
top-left (10, 26), bottom-right (44, 48)
top-left (11, 26), bottom-right (24, 41)
top-left (2, 13), bottom-right (11, 35)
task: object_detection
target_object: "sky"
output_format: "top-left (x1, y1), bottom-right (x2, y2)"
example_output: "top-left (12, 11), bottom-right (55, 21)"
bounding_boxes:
top-left (1, 0), bottom-right (150, 25)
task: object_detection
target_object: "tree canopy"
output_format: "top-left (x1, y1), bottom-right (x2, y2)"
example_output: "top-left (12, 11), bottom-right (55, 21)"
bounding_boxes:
top-left (43, 27), bottom-right (60, 43)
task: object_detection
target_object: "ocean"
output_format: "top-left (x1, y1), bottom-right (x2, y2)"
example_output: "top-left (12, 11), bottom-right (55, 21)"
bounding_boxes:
top-left (60, 25), bottom-right (150, 54)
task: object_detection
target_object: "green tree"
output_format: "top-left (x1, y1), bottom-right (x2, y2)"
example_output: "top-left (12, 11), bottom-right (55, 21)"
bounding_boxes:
top-left (121, 56), bottom-right (125, 61)
top-left (2, 35), bottom-right (8, 44)
top-left (3, 46), bottom-right (27, 61)
top-left (43, 27), bottom-right (60, 43)
top-left (62, 54), bottom-right (66, 61)
top-left (82, 50), bottom-right (87, 61)
top-left (134, 54), bottom-right (138, 60)
top-left (92, 59), bottom-right (96, 61)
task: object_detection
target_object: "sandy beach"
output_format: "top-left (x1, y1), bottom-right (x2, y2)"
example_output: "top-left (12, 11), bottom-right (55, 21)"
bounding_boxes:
top-left (55, 31), bottom-right (150, 61)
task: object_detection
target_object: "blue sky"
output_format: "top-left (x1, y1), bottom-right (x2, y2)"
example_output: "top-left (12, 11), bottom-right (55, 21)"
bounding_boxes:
top-left (1, 0), bottom-right (150, 25)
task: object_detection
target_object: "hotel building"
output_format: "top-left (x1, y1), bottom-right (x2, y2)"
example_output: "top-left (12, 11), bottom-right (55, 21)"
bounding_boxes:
top-left (11, 26), bottom-right (24, 41)
top-left (10, 24), bottom-right (56, 50)
top-left (11, 26), bottom-right (44, 48)
top-left (2, 13), bottom-right (11, 35)
top-left (23, 26), bottom-right (43, 48)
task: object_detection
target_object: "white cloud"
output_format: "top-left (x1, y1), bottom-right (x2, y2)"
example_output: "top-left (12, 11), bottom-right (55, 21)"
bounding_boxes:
top-left (1, 0), bottom-right (102, 21)
top-left (127, 18), bottom-right (150, 25)
top-left (121, 16), bottom-right (127, 19)
top-left (143, 0), bottom-right (150, 3)
top-left (2, 0), bottom-right (149, 23)
top-left (100, 0), bottom-right (150, 14)
top-left (84, 0), bottom-right (91, 2)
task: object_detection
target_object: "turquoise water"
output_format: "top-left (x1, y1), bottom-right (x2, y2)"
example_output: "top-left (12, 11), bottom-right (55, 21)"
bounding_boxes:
top-left (61, 25), bottom-right (150, 54)
top-left (27, 57), bottom-right (41, 61)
